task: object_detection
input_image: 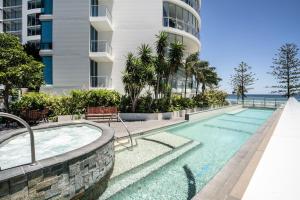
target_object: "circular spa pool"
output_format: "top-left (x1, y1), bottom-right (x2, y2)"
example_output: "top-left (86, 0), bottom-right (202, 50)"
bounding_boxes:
top-left (0, 124), bottom-right (102, 170)
top-left (0, 121), bottom-right (115, 200)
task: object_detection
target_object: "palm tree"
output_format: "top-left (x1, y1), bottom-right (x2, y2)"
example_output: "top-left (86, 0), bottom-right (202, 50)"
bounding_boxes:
top-left (184, 52), bottom-right (198, 97)
top-left (167, 41), bottom-right (185, 86)
top-left (154, 31), bottom-right (168, 99)
top-left (194, 61), bottom-right (220, 95)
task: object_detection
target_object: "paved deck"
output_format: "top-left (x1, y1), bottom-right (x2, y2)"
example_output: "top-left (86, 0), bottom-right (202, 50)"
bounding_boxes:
top-left (108, 118), bottom-right (186, 138)
top-left (242, 98), bottom-right (300, 200)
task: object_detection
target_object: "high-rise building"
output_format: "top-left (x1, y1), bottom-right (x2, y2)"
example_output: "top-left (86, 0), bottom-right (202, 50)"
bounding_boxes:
top-left (0, 0), bottom-right (42, 46)
top-left (39, 0), bottom-right (202, 94)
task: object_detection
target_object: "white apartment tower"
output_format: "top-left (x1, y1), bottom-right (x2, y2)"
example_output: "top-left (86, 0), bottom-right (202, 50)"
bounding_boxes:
top-left (0, 0), bottom-right (41, 45)
top-left (39, 0), bottom-right (202, 94)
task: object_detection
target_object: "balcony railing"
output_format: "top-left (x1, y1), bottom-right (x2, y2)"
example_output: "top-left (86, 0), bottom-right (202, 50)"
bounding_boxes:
top-left (90, 5), bottom-right (112, 23)
top-left (90, 76), bottom-right (111, 88)
top-left (163, 17), bottom-right (199, 38)
top-left (40, 42), bottom-right (52, 50)
top-left (90, 40), bottom-right (112, 55)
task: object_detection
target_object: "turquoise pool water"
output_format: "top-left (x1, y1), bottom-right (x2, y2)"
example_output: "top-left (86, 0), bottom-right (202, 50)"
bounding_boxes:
top-left (109, 108), bottom-right (274, 200)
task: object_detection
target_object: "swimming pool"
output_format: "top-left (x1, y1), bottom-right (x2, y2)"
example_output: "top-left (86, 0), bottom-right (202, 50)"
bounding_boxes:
top-left (108, 108), bottom-right (274, 200)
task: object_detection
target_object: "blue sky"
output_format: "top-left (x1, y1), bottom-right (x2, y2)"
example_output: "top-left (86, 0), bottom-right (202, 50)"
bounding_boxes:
top-left (200, 0), bottom-right (300, 94)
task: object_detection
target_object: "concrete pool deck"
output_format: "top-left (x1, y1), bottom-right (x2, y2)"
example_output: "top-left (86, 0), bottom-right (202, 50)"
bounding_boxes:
top-left (242, 98), bottom-right (300, 200)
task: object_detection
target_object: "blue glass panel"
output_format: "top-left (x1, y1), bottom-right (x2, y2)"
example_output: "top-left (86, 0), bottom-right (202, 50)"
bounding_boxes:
top-left (42, 56), bottom-right (53, 84)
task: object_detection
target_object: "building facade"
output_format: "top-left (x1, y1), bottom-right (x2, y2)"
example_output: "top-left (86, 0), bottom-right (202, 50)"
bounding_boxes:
top-left (39, 0), bottom-right (201, 94)
top-left (0, 0), bottom-right (41, 45)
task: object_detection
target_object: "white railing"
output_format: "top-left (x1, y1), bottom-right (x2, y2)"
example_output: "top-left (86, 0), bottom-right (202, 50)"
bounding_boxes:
top-left (228, 98), bottom-right (287, 108)
top-left (90, 76), bottom-right (112, 88)
top-left (90, 5), bottom-right (112, 23)
top-left (90, 40), bottom-right (112, 55)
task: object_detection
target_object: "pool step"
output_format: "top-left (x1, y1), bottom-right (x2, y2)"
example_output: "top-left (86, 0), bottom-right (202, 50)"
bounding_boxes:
top-left (226, 108), bottom-right (247, 115)
top-left (99, 139), bottom-right (201, 200)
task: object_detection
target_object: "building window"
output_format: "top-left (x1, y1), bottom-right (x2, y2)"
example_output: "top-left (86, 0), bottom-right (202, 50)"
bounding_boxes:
top-left (28, 0), bottom-right (42, 10)
top-left (90, 60), bottom-right (98, 88)
top-left (3, 0), bottom-right (22, 7)
top-left (42, 56), bottom-right (53, 84)
top-left (40, 21), bottom-right (52, 49)
top-left (28, 13), bottom-right (41, 26)
top-left (163, 2), bottom-right (199, 38)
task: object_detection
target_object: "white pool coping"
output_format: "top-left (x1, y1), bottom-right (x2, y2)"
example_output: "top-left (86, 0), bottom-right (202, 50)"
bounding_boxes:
top-left (242, 97), bottom-right (300, 200)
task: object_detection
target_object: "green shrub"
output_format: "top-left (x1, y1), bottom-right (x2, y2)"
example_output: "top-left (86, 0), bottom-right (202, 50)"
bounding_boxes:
top-left (193, 90), bottom-right (228, 107)
top-left (10, 92), bottom-right (51, 115)
top-left (86, 90), bottom-right (121, 107)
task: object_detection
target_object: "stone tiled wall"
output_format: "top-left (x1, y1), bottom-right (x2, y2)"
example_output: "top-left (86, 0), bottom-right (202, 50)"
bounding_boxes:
top-left (0, 141), bottom-right (114, 200)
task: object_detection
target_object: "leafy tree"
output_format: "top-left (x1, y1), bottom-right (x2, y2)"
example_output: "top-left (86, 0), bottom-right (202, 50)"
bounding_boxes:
top-left (122, 51), bottom-right (154, 112)
top-left (184, 52), bottom-right (198, 97)
top-left (0, 33), bottom-right (44, 111)
top-left (270, 43), bottom-right (300, 98)
top-left (230, 62), bottom-right (256, 102)
top-left (23, 42), bottom-right (41, 61)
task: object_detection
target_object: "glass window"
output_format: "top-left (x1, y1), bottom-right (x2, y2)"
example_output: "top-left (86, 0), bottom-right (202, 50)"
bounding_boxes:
top-left (163, 2), bottom-right (169, 17)
top-left (169, 3), bottom-right (176, 19)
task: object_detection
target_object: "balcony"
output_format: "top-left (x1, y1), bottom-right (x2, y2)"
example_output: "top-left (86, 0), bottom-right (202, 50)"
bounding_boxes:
top-left (89, 40), bottom-right (113, 62)
top-left (90, 5), bottom-right (113, 31)
top-left (90, 76), bottom-right (112, 88)
top-left (39, 42), bottom-right (53, 56)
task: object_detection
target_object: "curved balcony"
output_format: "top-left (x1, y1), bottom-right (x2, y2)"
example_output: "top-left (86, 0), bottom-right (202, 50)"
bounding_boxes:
top-left (89, 40), bottom-right (113, 62)
top-left (90, 5), bottom-right (113, 31)
top-left (180, 0), bottom-right (200, 12)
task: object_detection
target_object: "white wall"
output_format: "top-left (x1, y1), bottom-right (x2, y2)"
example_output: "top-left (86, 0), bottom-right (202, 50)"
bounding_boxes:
top-left (52, 0), bottom-right (90, 88)
top-left (111, 0), bottom-right (163, 92)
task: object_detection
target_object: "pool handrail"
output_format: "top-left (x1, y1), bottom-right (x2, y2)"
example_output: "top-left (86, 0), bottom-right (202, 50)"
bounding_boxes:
top-left (0, 112), bottom-right (36, 165)
top-left (117, 114), bottom-right (133, 149)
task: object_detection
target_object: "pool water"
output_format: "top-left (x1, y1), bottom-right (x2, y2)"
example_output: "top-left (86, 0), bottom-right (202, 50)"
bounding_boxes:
top-left (0, 125), bottom-right (102, 170)
top-left (109, 108), bottom-right (274, 200)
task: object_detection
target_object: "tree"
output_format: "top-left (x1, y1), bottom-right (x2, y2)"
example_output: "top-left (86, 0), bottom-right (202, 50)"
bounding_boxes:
top-left (270, 43), bottom-right (300, 98)
top-left (0, 33), bottom-right (44, 111)
top-left (122, 50), bottom-right (154, 112)
top-left (23, 42), bottom-right (41, 61)
top-left (167, 41), bottom-right (185, 90)
top-left (230, 62), bottom-right (256, 102)
top-left (184, 52), bottom-right (198, 97)
top-left (194, 61), bottom-right (221, 95)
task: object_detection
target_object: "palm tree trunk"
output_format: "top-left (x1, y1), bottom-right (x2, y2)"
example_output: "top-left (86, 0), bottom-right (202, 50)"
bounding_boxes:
top-left (184, 76), bottom-right (188, 98)
top-left (196, 81), bottom-right (199, 95)
top-left (3, 86), bottom-right (10, 112)
top-left (202, 83), bottom-right (206, 93)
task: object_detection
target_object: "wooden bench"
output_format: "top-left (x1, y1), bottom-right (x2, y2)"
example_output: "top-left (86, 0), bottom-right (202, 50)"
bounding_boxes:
top-left (21, 108), bottom-right (49, 124)
top-left (85, 107), bottom-right (119, 124)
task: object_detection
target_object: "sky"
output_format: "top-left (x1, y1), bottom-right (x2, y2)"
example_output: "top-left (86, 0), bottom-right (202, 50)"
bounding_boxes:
top-left (200, 0), bottom-right (300, 94)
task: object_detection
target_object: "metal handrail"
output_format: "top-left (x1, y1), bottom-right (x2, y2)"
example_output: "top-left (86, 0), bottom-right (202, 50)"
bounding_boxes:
top-left (117, 114), bottom-right (133, 149)
top-left (0, 112), bottom-right (36, 164)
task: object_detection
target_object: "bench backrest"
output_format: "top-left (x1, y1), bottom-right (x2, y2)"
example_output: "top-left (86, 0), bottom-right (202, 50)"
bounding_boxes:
top-left (86, 107), bottom-right (118, 114)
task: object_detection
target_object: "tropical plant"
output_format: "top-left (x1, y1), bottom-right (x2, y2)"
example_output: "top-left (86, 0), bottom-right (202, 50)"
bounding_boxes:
top-left (184, 52), bottom-right (199, 97)
top-left (193, 61), bottom-right (220, 95)
top-left (167, 41), bottom-right (185, 84)
top-left (269, 43), bottom-right (300, 98)
top-left (122, 52), bottom-right (154, 112)
top-left (230, 62), bottom-right (256, 102)
top-left (154, 31), bottom-right (168, 99)
top-left (0, 33), bottom-right (44, 111)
